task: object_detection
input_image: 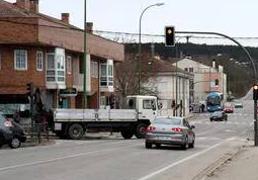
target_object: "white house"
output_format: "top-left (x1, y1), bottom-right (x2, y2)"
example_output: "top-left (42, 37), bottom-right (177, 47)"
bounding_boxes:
top-left (144, 58), bottom-right (193, 117)
top-left (173, 58), bottom-right (227, 104)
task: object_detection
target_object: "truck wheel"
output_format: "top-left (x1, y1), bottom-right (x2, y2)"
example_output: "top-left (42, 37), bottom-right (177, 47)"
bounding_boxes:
top-left (135, 123), bottom-right (147, 139)
top-left (121, 129), bottom-right (134, 139)
top-left (68, 124), bottom-right (84, 140)
top-left (145, 141), bottom-right (152, 149)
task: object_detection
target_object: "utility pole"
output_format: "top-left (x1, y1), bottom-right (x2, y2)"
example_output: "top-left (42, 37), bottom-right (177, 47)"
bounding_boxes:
top-left (83, 0), bottom-right (87, 108)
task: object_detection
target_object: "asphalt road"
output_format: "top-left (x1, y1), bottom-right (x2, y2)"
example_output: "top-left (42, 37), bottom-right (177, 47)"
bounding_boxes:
top-left (0, 100), bottom-right (254, 180)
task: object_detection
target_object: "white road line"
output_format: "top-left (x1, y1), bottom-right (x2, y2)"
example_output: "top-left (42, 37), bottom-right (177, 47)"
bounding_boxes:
top-left (137, 137), bottom-right (236, 180)
top-left (0, 143), bottom-right (138, 172)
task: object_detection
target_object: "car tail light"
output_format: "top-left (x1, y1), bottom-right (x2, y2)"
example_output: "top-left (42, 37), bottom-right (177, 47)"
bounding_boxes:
top-left (171, 127), bottom-right (183, 133)
top-left (4, 120), bottom-right (13, 127)
top-left (146, 125), bottom-right (156, 132)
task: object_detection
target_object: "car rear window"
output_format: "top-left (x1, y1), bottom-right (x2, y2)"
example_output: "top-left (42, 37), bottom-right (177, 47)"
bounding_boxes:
top-left (153, 117), bottom-right (182, 125)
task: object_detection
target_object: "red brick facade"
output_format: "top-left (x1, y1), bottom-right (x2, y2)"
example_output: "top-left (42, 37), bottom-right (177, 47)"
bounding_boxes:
top-left (0, 0), bottom-right (124, 109)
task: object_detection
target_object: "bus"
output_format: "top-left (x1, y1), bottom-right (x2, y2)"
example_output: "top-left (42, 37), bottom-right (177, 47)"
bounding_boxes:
top-left (206, 92), bottom-right (223, 112)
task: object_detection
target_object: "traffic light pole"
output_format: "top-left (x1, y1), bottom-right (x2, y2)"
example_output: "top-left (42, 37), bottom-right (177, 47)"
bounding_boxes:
top-left (254, 100), bottom-right (258, 145)
top-left (177, 31), bottom-right (258, 146)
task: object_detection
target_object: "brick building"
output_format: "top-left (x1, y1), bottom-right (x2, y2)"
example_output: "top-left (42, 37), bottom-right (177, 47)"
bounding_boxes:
top-left (0, 0), bottom-right (124, 110)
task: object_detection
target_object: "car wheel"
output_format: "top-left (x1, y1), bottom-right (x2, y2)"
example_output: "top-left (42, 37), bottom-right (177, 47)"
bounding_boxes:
top-left (68, 124), bottom-right (84, 140)
top-left (121, 129), bottom-right (134, 139)
top-left (9, 137), bottom-right (21, 149)
top-left (155, 143), bottom-right (161, 148)
top-left (189, 137), bottom-right (195, 148)
top-left (145, 141), bottom-right (152, 149)
top-left (181, 137), bottom-right (189, 150)
top-left (135, 123), bottom-right (147, 139)
top-left (0, 136), bottom-right (4, 148)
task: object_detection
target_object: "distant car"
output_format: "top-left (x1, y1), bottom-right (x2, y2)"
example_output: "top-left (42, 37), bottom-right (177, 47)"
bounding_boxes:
top-left (234, 101), bottom-right (243, 108)
top-left (210, 110), bottom-right (228, 121)
top-left (223, 102), bottom-right (234, 113)
top-left (145, 116), bottom-right (195, 150)
top-left (0, 113), bottom-right (26, 148)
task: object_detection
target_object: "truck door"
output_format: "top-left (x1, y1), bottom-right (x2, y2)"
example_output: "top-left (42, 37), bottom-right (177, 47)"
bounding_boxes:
top-left (139, 99), bottom-right (157, 121)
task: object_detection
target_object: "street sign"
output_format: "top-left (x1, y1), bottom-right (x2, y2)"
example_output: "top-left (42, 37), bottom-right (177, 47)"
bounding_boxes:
top-left (59, 88), bottom-right (77, 97)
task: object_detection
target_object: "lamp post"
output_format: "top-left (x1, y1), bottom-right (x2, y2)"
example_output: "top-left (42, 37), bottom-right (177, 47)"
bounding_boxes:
top-left (175, 37), bottom-right (184, 116)
top-left (138, 2), bottom-right (164, 94)
top-left (83, 0), bottom-right (87, 108)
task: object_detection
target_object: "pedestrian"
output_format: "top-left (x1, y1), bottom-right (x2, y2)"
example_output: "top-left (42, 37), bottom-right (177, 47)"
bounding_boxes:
top-left (201, 104), bottom-right (205, 112)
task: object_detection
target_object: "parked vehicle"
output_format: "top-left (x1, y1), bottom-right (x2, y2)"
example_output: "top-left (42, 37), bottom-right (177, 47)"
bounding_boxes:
top-left (145, 116), bottom-right (195, 150)
top-left (210, 110), bottom-right (228, 121)
top-left (0, 113), bottom-right (26, 148)
top-left (234, 101), bottom-right (243, 108)
top-left (53, 96), bottom-right (159, 140)
top-left (223, 102), bottom-right (234, 113)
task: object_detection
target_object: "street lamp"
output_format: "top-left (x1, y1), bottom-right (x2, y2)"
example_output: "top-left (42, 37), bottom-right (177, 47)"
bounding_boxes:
top-left (138, 2), bottom-right (165, 94)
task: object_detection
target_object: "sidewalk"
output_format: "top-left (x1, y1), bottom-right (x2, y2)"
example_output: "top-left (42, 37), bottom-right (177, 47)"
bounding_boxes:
top-left (205, 140), bottom-right (258, 180)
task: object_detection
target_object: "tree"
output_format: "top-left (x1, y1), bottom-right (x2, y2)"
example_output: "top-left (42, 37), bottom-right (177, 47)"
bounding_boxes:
top-left (115, 52), bottom-right (158, 107)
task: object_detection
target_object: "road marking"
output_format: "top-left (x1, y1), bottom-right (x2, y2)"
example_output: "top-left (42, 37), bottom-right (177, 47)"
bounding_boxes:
top-left (137, 137), bottom-right (236, 180)
top-left (0, 143), bottom-right (139, 172)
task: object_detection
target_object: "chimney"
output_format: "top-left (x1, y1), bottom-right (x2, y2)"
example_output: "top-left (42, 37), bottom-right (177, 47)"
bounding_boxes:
top-left (61, 13), bottom-right (70, 24)
top-left (16, 0), bottom-right (30, 10)
top-left (30, 0), bottom-right (39, 13)
top-left (86, 22), bottom-right (93, 33)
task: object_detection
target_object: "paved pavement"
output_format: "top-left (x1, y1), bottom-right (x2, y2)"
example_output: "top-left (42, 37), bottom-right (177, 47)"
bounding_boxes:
top-left (204, 142), bottom-right (258, 180)
top-left (0, 99), bottom-right (255, 180)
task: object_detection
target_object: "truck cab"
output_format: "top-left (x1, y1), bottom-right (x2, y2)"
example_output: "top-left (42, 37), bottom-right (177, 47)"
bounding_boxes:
top-left (126, 95), bottom-right (158, 122)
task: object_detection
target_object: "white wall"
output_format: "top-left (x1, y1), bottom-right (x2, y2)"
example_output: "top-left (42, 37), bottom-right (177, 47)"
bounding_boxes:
top-left (145, 73), bottom-right (191, 117)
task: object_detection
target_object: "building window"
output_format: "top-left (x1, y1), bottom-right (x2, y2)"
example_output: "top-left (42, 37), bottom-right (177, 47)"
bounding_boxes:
top-left (100, 64), bottom-right (107, 86)
top-left (100, 63), bottom-right (113, 86)
top-left (184, 68), bottom-right (188, 72)
top-left (91, 61), bottom-right (98, 78)
top-left (14, 49), bottom-right (27, 70)
top-left (46, 53), bottom-right (55, 81)
top-left (36, 51), bottom-right (43, 71)
top-left (56, 54), bottom-right (65, 82)
top-left (66, 56), bottom-right (72, 75)
top-left (189, 67), bottom-right (194, 72)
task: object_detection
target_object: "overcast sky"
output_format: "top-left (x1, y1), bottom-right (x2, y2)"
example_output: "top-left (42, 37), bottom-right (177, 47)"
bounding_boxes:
top-left (6, 0), bottom-right (258, 46)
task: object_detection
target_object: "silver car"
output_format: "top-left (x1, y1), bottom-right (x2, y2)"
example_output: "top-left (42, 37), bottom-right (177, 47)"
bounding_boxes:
top-left (145, 116), bottom-right (195, 150)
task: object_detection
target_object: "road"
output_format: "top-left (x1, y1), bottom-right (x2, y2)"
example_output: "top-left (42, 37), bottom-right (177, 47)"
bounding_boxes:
top-left (0, 99), bottom-right (254, 180)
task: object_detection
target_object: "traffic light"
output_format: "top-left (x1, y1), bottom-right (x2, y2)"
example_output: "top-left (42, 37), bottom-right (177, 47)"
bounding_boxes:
top-left (26, 82), bottom-right (34, 97)
top-left (165, 26), bottom-right (175, 47)
top-left (253, 84), bottom-right (258, 100)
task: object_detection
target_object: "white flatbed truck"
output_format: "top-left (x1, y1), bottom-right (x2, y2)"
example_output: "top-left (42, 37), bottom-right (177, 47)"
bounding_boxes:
top-left (53, 95), bottom-right (159, 139)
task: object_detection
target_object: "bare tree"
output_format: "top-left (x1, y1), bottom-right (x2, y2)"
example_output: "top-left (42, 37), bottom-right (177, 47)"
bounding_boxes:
top-left (115, 52), bottom-right (158, 107)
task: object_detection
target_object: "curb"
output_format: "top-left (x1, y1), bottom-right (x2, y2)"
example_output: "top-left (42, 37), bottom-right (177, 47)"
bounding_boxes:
top-left (192, 145), bottom-right (245, 180)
